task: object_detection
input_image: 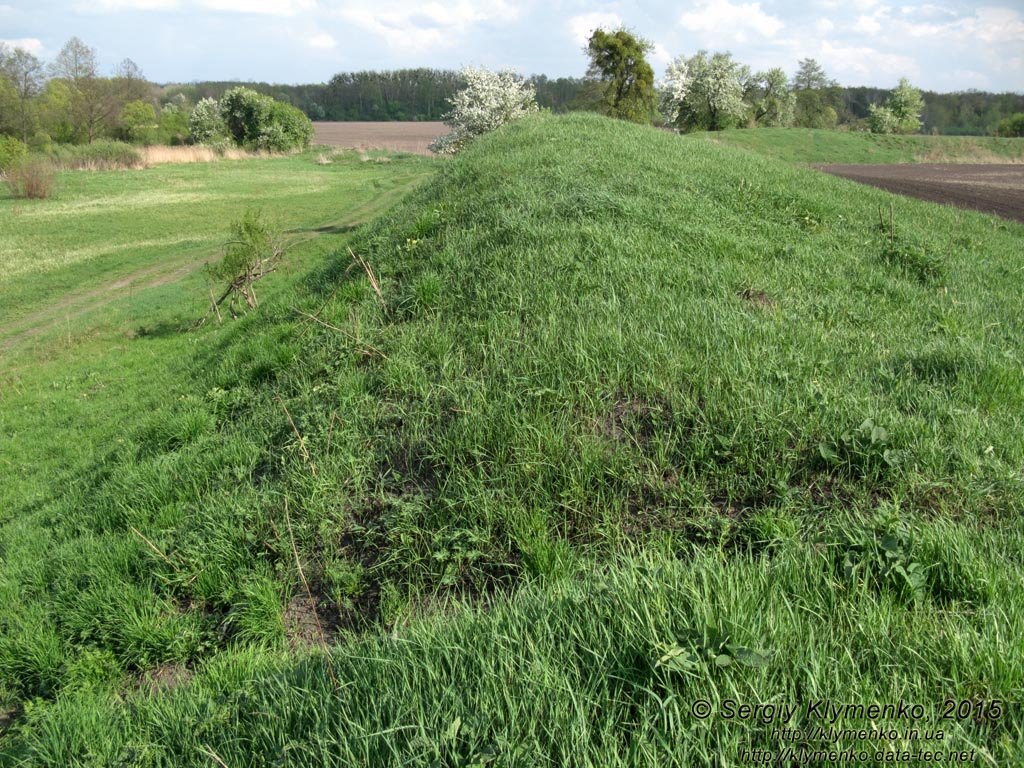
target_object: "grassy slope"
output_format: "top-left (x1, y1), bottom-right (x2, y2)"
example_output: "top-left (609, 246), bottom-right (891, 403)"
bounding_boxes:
top-left (687, 127), bottom-right (1024, 164)
top-left (3, 114), bottom-right (1024, 764)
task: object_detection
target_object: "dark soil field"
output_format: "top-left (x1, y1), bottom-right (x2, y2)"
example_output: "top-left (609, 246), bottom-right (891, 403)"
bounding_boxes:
top-left (816, 163), bottom-right (1024, 222)
top-left (313, 121), bottom-right (448, 154)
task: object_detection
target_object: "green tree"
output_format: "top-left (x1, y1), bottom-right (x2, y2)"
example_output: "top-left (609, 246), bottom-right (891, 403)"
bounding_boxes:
top-left (158, 103), bottom-right (190, 145)
top-left (50, 37), bottom-right (112, 143)
top-left (584, 28), bottom-right (656, 124)
top-left (119, 100), bottom-right (157, 144)
top-left (0, 44), bottom-right (45, 142)
top-left (746, 67), bottom-right (795, 127)
top-left (791, 58), bottom-right (834, 91)
top-left (791, 59), bottom-right (841, 129)
top-left (995, 113), bottom-right (1024, 137)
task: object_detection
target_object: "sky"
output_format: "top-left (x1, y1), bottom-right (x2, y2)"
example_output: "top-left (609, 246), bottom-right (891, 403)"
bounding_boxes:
top-left (1, 0), bottom-right (1023, 92)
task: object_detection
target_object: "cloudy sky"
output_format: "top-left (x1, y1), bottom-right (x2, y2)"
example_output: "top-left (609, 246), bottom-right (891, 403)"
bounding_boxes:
top-left (2, 0), bottom-right (1022, 92)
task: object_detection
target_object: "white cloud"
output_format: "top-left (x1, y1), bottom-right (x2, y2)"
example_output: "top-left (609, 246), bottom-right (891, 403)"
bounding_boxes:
top-left (332, 0), bottom-right (522, 54)
top-left (853, 14), bottom-right (881, 33)
top-left (650, 42), bottom-right (672, 73)
top-left (899, 4), bottom-right (955, 19)
top-left (308, 33), bottom-right (336, 49)
top-left (950, 69), bottom-right (990, 89)
top-left (0, 37), bottom-right (43, 55)
top-left (200, 0), bottom-right (315, 15)
top-left (679, 0), bottom-right (784, 39)
top-left (819, 39), bottom-right (918, 80)
top-left (567, 12), bottom-right (624, 46)
top-left (814, 0), bottom-right (878, 9)
top-left (77, 0), bottom-right (315, 13)
top-left (893, 6), bottom-right (1024, 44)
top-left (75, 0), bottom-right (179, 10)
top-left (815, 18), bottom-right (835, 34)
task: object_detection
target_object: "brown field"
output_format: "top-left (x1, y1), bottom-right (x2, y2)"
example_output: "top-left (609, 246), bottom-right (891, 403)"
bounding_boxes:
top-left (312, 122), bottom-right (448, 154)
top-left (816, 164), bottom-right (1024, 223)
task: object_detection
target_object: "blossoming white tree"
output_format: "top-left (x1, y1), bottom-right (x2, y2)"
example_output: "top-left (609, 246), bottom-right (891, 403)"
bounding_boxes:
top-left (428, 67), bottom-right (539, 155)
top-left (660, 51), bottom-right (749, 132)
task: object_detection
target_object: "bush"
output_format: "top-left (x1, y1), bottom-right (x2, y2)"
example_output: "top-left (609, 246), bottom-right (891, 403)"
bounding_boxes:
top-left (428, 67), bottom-right (539, 154)
top-left (45, 141), bottom-right (144, 170)
top-left (0, 135), bottom-right (28, 172)
top-left (205, 209), bottom-right (286, 319)
top-left (5, 155), bottom-right (56, 199)
top-left (158, 104), bottom-right (190, 146)
top-left (119, 100), bottom-right (158, 145)
top-left (219, 87), bottom-right (313, 152)
top-left (995, 113), bottom-right (1024, 138)
top-left (868, 105), bottom-right (900, 135)
top-left (255, 100), bottom-right (314, 151)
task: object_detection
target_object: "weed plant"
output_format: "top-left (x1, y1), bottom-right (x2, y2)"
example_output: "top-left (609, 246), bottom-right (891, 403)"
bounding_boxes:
top-left (4, 156), bottom-right (56, 199)
top-left (45, 141), bottom-right (145, 171)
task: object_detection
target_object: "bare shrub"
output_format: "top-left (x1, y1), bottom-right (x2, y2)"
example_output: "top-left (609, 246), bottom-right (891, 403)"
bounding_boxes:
top-left (6, 156), bottom-right (56, 199)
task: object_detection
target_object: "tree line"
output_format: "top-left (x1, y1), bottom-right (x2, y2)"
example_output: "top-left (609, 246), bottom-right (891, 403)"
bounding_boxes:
top-left (3, 36), bottom-right (1023, 151)
top-left (167, 71), bottom-right (1024, 137)
top-left (160, 71), bottom-right (588, 123)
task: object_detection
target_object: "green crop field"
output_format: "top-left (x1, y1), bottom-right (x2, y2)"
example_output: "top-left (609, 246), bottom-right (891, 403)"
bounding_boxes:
top-left (2, 116), bottom-right (1023, 765)
top-left (687, 127), bottom-right (1024, 164)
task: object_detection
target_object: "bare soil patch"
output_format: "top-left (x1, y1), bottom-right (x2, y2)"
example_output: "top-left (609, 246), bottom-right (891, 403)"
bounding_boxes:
top-left (313, 122), bottom-right (447, 155)
top-left (815, 164), bottom-right (1024, 223)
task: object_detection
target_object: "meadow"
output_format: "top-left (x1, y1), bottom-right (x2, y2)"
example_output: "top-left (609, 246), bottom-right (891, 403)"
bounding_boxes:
top-left (2, 115), bottom-right (1023, 765)
top-left (687, 127), bottom-right (1024, 165)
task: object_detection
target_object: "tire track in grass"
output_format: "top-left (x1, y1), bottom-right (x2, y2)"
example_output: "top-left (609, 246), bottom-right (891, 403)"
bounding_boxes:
top-left (0, 175), bottom-right (425, 353)
top-left (0, 256), bottom-right (210, 352)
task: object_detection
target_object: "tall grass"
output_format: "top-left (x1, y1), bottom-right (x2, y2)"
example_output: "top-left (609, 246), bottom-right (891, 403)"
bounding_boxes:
top-left (1, 113), bottom-right (1022, 764)
top-left (141, 145), bottom-right (264, 164)
top-left (45, 141), bottom-right (145, 171)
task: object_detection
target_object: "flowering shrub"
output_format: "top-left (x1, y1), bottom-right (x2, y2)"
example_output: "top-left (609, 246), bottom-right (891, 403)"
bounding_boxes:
top-left (428, 67), bottom-right (538, 155)
top-left (661, 51), bottom-right (749, 132)
top-left (868, 79), bottom-right (924, 135)
top-left (188, 98), bottom-right (226, 145)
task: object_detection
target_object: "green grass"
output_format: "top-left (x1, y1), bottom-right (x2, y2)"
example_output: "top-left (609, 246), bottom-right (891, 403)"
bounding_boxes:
top-left (687, 127), bottom-right (1024, 164)
top-left (0, 151), bottom-right (429, 338)
top-left (2, 114), bottom-right (1024, 765)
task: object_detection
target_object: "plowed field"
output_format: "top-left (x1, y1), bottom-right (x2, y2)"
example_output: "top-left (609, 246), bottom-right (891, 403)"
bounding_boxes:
top-left (313, 122), bottom-right (447, 154)
top-left (816, 163), bottom-right (1024, 222)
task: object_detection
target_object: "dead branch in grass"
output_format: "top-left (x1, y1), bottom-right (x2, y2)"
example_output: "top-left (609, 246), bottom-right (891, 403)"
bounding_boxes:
top-left (278, 396), bottom-right (316, 476)
top-left (349, 247), bottom-right (386, 310)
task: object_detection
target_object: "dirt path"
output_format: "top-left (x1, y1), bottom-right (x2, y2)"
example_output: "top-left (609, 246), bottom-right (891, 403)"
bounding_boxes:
top-left (0, 181), bottom-right (419, 354)
top-left (0, 257), bottom-right (209, 352)
top-left (815, 163), bottom-right (1024, 223)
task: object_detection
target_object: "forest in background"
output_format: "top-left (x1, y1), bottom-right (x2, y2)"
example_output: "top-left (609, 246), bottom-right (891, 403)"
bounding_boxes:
top-left (3, 35), bottom-right (1024, 150)
top-left (164, 73), bottom-right (1024, 136)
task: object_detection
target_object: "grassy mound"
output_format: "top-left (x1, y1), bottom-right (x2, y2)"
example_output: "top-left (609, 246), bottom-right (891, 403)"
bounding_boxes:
top-left (2, 114), bottom-right (1023, 763)
top-left (687, 127), bottom-right (1024, 164)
